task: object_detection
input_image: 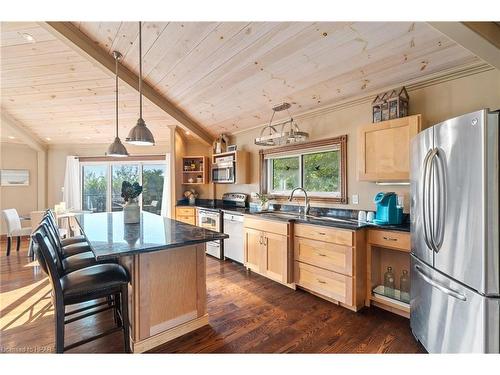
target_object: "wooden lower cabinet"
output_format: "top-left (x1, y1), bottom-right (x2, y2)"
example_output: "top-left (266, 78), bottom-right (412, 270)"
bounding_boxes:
top-left (243, 217), bottom-right (293, 287)
top-left (294, 223), bottom-right (366, 311)
top-left (175, 207), bottom-right (196, 225)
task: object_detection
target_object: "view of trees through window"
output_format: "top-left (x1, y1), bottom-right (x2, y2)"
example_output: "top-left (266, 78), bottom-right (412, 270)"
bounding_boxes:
top-left (269, 149), bottom-right (340, 194)
top-left (82, 162), bottom-right (166, 215)
top-left (303, 150), bottom-right (339, 192)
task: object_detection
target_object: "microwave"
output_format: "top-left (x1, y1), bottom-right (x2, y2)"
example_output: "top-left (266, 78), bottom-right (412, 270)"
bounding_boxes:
top-left (212, 161), bottom-right (235, 184)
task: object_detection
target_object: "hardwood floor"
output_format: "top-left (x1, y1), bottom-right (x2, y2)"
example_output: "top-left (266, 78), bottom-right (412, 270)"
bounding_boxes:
top-left (0, 239), bottom-right (425, 353)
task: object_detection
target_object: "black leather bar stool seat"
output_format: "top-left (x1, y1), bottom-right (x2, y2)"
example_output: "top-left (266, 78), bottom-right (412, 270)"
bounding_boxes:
top-left (61, 235), bottom-right (87, 247)
top-left (60, 264), bottom-right (129, 305)
top-left (62, 251), bottom-right (113, 274)
top-left (33, 225), bottom-right (130, 353)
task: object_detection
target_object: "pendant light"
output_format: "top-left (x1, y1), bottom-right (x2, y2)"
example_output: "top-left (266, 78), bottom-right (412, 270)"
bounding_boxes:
top-left (254, 102), bottom-right (308, 146)
top-left (106, 51), bottom-right (129, 157)
top-left (126, 21), bottom-right (156, 146)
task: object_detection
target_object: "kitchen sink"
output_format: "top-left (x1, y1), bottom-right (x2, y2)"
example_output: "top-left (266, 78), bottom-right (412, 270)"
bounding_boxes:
top-left (254, 211), bottom-right (355, 224)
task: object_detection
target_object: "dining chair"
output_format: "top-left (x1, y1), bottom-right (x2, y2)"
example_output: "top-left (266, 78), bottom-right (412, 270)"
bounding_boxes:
top-left (32, 224), bottom-right (130, 353)
top-left (2, 208), bottom-right (32, 256)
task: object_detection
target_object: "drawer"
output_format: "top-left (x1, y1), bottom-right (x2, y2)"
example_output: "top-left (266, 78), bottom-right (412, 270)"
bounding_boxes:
top-left (243, 216), bottom-right (289, 236)
top-left (176, 215), bottom-right (196, 225)
top-left (294, 224), bottom-right (353, 246)
top-left (294, 237), bottom-right (353, 276)
top-left (295, 261), bottom-right (353, 305)
top-left (176, 207), bottom-right (196, 217)
top-left (368, 229), bottom-right (410, 251)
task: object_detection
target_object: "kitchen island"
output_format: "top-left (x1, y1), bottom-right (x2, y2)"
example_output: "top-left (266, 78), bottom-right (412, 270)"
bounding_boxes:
top-left (75, 211), bottom-right (227, 353)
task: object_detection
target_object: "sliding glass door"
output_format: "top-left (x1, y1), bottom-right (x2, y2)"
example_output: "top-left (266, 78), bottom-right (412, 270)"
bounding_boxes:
top-left (81, 160), bottom-right (166, 215)
top-left (82, 165), bottom-right (108, 213)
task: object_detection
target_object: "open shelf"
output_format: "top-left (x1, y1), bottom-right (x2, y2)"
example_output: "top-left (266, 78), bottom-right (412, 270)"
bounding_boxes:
top-left (182, 156), bottom-right (209, 184)
top-left (367, 242), bottom-right (411, 318)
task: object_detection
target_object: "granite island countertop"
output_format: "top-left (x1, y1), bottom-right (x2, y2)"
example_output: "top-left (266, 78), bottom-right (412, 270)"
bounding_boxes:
top-left (75, 211), bottom-right (228, 260)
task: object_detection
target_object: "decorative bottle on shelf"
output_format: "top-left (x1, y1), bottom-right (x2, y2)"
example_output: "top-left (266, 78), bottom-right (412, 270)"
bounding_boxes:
top-left (400, 269), bottom-right (410, 303)
top-left (383, 266), bottom-right (395, 299)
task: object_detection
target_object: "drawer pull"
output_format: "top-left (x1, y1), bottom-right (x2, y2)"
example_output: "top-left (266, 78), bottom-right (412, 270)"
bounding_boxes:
top-left (383, 236), bottom-right (398, 241)
top-left (317, 279), bottom-right (327, 284)
top-left (318, 232), bottom-right (326, 235)
top-left (317, 253), bottom-right (327, 257)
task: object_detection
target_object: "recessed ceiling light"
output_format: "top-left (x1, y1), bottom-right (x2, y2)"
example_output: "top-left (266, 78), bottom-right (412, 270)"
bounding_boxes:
top-left (8, 136), bottom-right (15, 139)
top-left (185, 131), bottom-right (190, 135)
top-left (20, 32), bottom-right (35, 43)
top-left (45, 137), bottom-right (51, 141)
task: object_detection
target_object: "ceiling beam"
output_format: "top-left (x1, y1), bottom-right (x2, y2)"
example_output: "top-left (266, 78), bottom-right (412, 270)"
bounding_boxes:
top-left (428, 22), bottom-right (500, 70)
top-left (1, 109), bottom-right (47, 152)
top-left (40, 22), bottom-right (214, 145)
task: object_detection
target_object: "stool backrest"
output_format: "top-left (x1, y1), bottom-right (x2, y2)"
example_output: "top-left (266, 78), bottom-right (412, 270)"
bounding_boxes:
top-left (43, 211), bottom-right (63, 249)
top-left (30, 211), bottom-right (46, 233)
top-left (32, 225), bottom-right (64, 300)
top-left (41, 216), bottom-right (64, 260)
top-left (2, 208), bottom-right (21, 235)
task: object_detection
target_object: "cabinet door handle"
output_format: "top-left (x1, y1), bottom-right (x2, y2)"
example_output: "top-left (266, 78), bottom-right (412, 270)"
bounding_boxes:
top-left (383, 236), bottom-right (397, 241)
top-left (317, 279), bottom-right (327, 284)
top-left (264, 237), bottom-right (268, 246)
top-left (259, 236), bottom-right (263, 245)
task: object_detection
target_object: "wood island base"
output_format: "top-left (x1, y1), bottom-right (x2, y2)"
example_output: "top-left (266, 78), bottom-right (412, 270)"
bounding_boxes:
top-left (120, 243), bottom-right (208, 353)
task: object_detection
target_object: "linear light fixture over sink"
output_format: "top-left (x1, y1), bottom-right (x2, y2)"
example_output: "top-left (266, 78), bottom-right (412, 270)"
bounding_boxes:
top-left (254, 102), bottom-right (308, 147)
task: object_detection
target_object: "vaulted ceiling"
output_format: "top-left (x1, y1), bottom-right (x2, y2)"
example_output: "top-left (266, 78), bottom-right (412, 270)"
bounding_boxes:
top-left (1, 21), bottom-right (485, 145)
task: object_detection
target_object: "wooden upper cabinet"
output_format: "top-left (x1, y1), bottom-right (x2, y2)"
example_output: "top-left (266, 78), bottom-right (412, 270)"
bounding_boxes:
top-left (357, 114), bottom-right (422, 182)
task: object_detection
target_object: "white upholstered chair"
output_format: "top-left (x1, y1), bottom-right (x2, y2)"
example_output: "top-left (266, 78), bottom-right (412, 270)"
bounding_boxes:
top-left (2, 208), bottom-right (32, 256)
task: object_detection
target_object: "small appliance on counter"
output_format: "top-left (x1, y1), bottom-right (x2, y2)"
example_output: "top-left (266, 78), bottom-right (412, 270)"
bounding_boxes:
top-left (372, 192), bottom-right (402, 225)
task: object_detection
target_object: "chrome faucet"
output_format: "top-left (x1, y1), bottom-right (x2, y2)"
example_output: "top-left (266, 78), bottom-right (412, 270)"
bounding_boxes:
top-left (288, 187), bottom-right (310, 217)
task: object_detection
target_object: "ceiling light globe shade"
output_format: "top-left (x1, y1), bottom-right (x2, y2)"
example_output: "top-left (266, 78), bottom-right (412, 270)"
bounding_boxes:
top-left (107, 137), bottom-right (129, 157)
top-left (125, 118), bottom-right (155, 146)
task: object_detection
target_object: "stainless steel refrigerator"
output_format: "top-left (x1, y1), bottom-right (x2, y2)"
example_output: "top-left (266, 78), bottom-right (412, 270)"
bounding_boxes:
top-left (410, 109), bottom-right (500, 353)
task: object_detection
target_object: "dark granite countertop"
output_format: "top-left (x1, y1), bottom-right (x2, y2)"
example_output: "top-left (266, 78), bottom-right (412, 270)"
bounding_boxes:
top-left (75, 211), bottom-right (228, 260)
top-left (176, 201), bottom-right (410, 232)
top-left (244, 211), bottom-right (410, 232)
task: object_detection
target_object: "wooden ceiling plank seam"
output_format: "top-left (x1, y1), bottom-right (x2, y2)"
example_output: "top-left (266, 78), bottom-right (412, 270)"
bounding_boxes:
top-left (39, 21), bottom-right (214, 144)
top-left (154, 22), bottom-right (251, 91)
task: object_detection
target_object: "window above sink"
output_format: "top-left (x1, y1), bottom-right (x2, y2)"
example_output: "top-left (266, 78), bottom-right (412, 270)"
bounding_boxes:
top-left (259, 135), bottom-right (347, 204)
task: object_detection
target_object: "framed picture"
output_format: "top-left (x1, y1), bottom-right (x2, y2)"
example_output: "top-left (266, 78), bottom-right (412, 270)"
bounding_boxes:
top-left (0, 169), bottom-right (30, 186)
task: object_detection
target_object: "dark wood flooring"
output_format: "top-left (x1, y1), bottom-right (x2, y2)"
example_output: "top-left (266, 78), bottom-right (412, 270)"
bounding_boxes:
top-left (0, 239), bottom-right (425, 353)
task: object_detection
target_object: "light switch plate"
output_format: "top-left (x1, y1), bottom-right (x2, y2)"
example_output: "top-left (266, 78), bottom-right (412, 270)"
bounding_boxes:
top-left (352, 194), bottom-right (359, 204)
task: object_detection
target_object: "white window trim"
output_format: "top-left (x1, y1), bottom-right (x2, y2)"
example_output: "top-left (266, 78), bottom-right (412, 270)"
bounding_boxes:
top-left (267, 147), bottom-right (341, 197)
top-left (80, 159), bottom-right (166, 212)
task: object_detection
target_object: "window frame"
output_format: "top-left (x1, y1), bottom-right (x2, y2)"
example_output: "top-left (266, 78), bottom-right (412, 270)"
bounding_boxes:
top-left (259, 135), bottom-right (348, 204)
top-left (80, 159), bottom-right (166, 213)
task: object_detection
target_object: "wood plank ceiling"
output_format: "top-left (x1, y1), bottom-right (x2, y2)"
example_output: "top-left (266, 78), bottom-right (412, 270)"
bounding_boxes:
top-left (0, 22), bottom-right (181, 144)
top-left (1, 21), bottom-right (482, 144)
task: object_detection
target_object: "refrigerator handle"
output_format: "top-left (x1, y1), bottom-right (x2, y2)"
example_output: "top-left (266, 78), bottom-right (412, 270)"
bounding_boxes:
top-left (433, 150), bottom-right (447, 252)
top-left (422, 148), bottom-right (437, 251)
top-left (415, 265), bottom-right (467, 301)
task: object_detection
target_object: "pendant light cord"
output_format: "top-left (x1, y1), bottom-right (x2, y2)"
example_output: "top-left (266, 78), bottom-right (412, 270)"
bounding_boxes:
top-left (139, 21), bottom-right (143, 119)
top-left (115, 54), bottom-right (119, 137)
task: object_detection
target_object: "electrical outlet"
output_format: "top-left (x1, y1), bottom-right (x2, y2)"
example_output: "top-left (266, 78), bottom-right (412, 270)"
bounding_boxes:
top-left (352, 194), bottom-right (359, 204)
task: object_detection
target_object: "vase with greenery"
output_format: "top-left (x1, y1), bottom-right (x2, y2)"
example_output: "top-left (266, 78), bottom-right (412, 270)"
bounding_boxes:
top-left (256, 193), bottom-right (269, 211)
top-left (122, 181), bottom-right (143, 223)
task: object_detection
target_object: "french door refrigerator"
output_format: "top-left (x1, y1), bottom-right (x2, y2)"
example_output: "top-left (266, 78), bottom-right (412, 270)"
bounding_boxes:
top-left (410, 109), bottom-right (500, 353)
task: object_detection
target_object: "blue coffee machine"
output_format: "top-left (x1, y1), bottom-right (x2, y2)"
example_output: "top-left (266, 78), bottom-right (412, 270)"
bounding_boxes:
top-left (373, 192), bottom-right (403, 225)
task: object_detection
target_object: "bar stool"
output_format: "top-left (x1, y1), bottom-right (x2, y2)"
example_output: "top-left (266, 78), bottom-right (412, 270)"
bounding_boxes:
top-left (33, 225), bottom-right (131, 353)
top-left (46, 210), bottom-right (87, 246)
top-left (43, 213), bottom-right (91, 258)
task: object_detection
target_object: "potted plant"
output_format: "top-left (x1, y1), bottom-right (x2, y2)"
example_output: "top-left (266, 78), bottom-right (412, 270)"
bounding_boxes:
top-left (256, 193), bottom-right (269, 211)
top-left (122, 181), bottom-right (142, 223)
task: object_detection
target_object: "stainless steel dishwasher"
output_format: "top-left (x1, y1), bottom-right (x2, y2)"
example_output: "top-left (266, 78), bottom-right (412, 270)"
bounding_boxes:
top-left (223, 212), bottom-right (244, 263)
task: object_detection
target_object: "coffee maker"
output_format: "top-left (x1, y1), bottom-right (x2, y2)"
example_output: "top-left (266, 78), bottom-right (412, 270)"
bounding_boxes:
top-left (373, 192), bottom-right (403, 225)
